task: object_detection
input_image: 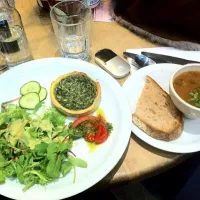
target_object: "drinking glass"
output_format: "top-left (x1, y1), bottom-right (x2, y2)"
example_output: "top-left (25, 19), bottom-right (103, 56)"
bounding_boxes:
top-left (50, 0), bottom-right (92, 61)
top-left (47, 0), bottom-right (88, 9)
top-left (0, 4), bottom-right (33, 67)
top-left (7, 0), bottom-right (15, 7)
top-left (0, 52), bottom-right (8, 70)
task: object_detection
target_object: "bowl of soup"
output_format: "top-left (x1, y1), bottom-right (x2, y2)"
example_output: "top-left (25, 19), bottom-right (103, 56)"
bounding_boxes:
top-left (169, 64), bottom-right (200, 119)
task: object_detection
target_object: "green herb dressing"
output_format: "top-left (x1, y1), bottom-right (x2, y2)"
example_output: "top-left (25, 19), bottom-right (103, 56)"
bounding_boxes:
top-left (54, 75), bottom-right (97, 110)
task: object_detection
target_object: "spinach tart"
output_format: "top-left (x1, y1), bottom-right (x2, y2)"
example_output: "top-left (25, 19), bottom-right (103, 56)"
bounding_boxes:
top-left (50, 71), bottom-right (101, 117)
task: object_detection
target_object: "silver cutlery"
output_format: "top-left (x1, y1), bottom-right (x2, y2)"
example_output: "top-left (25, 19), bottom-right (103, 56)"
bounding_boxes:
top-left (123, 52), bottom-right (156, 68)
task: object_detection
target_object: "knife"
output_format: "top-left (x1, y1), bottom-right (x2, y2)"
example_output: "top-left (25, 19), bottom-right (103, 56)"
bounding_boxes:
top-left (123, 52), bottom-right (165, 64)
top-left (123, 52), bottom-right (156, 68)
top-left (141, 51), bottom-right (200, 65)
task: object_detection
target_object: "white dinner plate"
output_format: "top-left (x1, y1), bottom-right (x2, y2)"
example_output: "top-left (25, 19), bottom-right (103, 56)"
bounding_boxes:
top-left (122, 63), bottom-right (200, 153)
top-left (0, 58), bottom-right (132, 200)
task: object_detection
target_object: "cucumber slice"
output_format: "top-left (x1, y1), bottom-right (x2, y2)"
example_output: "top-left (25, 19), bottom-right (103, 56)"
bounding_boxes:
top-left (20, 81), bottom-right (41, 96)
top-left (39, 87), bottom-right (47, 101)
top-left (19, 93), bottom-right (40, 110)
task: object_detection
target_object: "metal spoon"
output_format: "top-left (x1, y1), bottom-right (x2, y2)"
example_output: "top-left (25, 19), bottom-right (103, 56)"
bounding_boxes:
top-left (123, 52), bottom-right (156, 68)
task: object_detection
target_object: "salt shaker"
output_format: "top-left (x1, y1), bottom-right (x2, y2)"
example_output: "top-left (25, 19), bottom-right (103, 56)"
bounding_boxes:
top-left (0, 0), bottom-right (33, 67)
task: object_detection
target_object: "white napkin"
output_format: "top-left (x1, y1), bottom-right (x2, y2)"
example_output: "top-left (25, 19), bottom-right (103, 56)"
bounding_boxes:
top-left (126, 47), bottom-right (200, 74)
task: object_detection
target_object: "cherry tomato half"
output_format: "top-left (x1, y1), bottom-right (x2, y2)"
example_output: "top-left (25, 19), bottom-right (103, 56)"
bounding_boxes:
top-left (71, 115), bottom-right (97, 128)
top-left (72, 114), bottom-right (109, 144)
top-left (84, 133), bottom-right (95, 142)
top-left (97, 115), bottom-right (106, 124)
top-left (94, 124), bottom-right (108, 144)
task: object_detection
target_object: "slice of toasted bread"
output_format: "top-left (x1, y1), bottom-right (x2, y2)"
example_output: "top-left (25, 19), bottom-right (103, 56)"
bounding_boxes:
top-left (132, 75), bottom-right (183, 141)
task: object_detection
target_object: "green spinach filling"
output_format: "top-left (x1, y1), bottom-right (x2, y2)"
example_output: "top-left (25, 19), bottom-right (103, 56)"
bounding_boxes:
top-left (54, 75), bottom-right (97, 110)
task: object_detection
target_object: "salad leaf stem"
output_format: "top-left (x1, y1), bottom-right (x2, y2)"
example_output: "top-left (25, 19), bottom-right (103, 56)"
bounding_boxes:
top-left (22, 181), bottom-right (35, 192)
top-left (68, 150), bottom-right (76, 157)
top-left (0, 170), bottom-right (5, 184)
top-left (24, 170), bottom-right (51, 183)
top-left (1, 97), bottom-right (20, 112)
top-left (7, 144), bottom-right (22, 153)
top-left (73, 165), bottom-right (76, 184)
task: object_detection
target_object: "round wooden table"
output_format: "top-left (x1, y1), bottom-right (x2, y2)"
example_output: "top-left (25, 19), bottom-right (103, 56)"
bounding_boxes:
top-left (14, 0), bottom-right (188, 188)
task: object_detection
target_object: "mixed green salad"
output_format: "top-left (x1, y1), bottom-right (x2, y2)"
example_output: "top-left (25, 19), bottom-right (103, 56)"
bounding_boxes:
top-left (0, 104), bottom-right (87, 191)
top-left (0, 80), bottom-right (113, 192)
top-left (0, 80), bottom-right (88, 191)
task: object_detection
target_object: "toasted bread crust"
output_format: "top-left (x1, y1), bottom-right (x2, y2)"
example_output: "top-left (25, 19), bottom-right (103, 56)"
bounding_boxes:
top-left (133, 114), bottom-right (183, 141)
top-left (133, 75), bottom-right (184, 141)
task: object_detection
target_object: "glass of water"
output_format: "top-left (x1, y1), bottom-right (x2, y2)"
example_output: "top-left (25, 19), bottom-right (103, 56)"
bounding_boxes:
top-left (0, 52), bottom-right (8, 71)
top-left (50, 0), bottom-right (92, 61)
top-left (0, 4), bottom-right (33, 67)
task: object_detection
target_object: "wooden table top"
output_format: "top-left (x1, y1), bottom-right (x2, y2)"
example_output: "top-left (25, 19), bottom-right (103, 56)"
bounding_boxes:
top-left (15, 0), bottom-right (187, 187)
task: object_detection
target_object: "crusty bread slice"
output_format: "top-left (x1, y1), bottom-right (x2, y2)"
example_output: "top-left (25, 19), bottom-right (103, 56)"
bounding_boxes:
top-left (132, 75), bottom-right (183, 141)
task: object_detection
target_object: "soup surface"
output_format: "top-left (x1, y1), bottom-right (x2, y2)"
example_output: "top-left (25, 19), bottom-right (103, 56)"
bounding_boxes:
top-left (173, 71), bottom-right (200, 108)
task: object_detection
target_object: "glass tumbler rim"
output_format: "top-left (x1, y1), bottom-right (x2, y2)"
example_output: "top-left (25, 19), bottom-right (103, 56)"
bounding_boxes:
top-left (50, 0), bottom-right (92, 27)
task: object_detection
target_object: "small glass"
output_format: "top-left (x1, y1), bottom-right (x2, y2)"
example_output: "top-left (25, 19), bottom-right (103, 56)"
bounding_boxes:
top-left (0, 4), bottom-right (33, 67)
top-left (0, 52), bottom-right (8, 71)
top-left (7, 0), bottom-right (15, 7)
top-left (50, 0), bottom-right (92, 61)
top-left (47, 0), bottom-right (88, 9)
